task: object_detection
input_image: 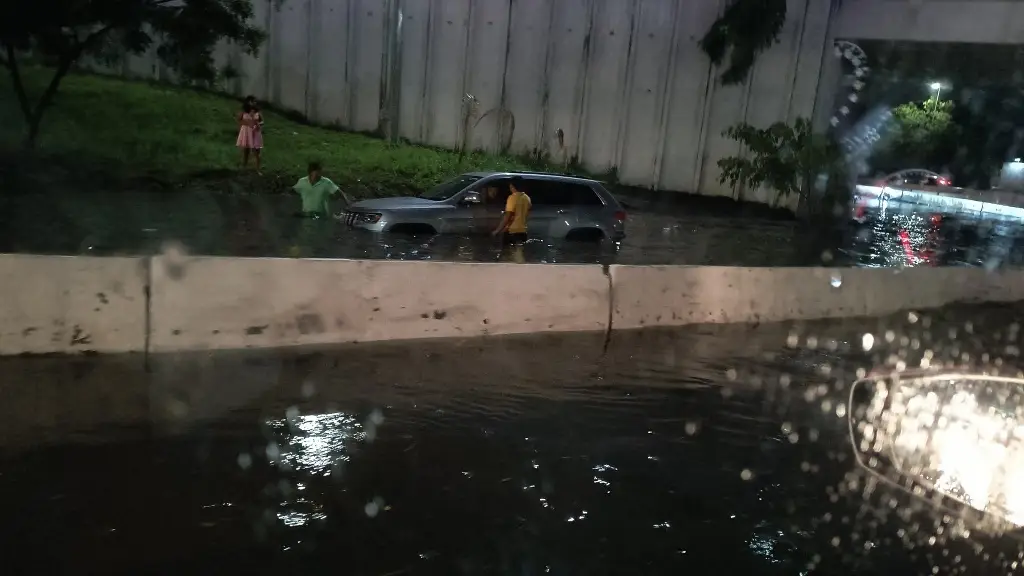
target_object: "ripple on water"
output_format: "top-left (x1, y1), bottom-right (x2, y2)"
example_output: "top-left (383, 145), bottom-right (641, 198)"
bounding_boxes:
top-left (2, 310), bottom-right (1024, 573)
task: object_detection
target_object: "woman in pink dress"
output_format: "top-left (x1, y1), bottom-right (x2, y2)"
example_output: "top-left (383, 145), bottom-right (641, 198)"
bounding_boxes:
top-left (236, 95), bottom-right (264, 173)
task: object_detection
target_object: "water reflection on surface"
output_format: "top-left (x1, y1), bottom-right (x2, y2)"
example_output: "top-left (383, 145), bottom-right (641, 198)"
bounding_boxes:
top-left (3, 305), bottom-right (1024, 573)
top-left (0, 190), bottom-right (801, 265)
top-left (8, 189), bottom-right (1024, 267)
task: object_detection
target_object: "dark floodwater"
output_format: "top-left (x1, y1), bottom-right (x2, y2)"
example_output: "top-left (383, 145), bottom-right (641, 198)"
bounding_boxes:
top-left (4, 189), bottom-right (1024, 267)
top-left (0, 190), bottom-right (804, 265)
top-left (3, 304), bottom-right (1024, 575)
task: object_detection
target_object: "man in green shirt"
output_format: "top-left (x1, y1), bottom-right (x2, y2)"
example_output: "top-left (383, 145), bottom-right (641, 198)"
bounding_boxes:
top-left (293, 161), bottom-right (344, 216)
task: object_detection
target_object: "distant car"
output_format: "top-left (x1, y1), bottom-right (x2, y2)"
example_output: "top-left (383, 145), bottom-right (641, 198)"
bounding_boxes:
top-left (341, 172), bottom-right (627, 241)
top-left (853, 169), bottom-right (955, 220)
top-left (874, 169), bottom-right (952, 188)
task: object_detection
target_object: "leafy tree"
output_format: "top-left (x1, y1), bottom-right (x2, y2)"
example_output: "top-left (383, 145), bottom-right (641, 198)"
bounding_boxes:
top-left (870, 99), bottom-right (956, 174)
top-left (0, 0), bottom-right (268, 147)
top-left (700, 0), bottom-right (787, 85)
top-left (717, 118), bottom-right (840, 214)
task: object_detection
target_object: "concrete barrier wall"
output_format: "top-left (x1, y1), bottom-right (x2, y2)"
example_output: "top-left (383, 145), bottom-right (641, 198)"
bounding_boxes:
top-left (147, 255), bottom-right (610, 353)
top-left (0, 255), bottom-right (148, 355)
top-left (610, 265), bottom-right (1024, 329)
top-left (6, 254), bottom-right (1024, 356)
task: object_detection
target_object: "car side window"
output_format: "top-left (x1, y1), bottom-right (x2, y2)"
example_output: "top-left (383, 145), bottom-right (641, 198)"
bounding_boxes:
top-left (569, 184), bottom-right (604, 206)
top-left (524, 181), bottom-right (603, 206)
top-left (521, 180), bottom-right (554, 205)
top-left (473, 179), bottom-right (511, 207)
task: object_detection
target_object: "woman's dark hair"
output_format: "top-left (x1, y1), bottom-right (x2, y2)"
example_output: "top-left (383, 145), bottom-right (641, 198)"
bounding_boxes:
top-left (308, 161), bottom-right (322, 173)
top-left (242, 95), bottom-right (257, 113)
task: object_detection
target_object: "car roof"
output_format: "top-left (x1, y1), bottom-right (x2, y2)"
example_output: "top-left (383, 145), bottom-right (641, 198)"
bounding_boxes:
top-left (464, 171), bottom-right (602, 185)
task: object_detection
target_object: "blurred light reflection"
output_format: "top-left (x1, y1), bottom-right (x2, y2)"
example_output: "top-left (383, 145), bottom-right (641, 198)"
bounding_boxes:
top-left (265, 412), bottom-right (364, 476)
top-left (851, 373), bottom-right (1024, 530)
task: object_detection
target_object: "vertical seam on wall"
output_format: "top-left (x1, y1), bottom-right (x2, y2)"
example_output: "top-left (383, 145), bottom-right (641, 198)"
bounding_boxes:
top-left (572, 0), bottom-right (597, 164)
top-left (460, 0), bottom-right (478, 151)
top-left (612, 0), bottom-right (643, 174)
top-left (784, 0), bottom-right (811, 124)
top-left (809, 0), bottom-right (839, 131)
top-left (691, 0), bottom-right (724, 194)
top-left (390, 0), bottom-right (404, 141)
top-left (537, 0), bottom-right (559, 157)
top-left (419, 0), bottom-right (436, 142)
top-left (601, 263), bottom-right (614, 354)
top-left (304, 0), bottom-right (315, 119)
top-left (264, 0), bottom-right (274, 101)
top-left (651, 0), bottom-right (684, 190)
top-left (346, 0), bottom-right (358, 128)
top-left (495, 0), bottom-right (515, 153)
top-left (379, 0), bottom-right (392, 127)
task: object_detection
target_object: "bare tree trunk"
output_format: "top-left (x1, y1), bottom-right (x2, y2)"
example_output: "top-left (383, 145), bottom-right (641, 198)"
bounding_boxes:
top-left (4, 44), bottom-right (78, 149)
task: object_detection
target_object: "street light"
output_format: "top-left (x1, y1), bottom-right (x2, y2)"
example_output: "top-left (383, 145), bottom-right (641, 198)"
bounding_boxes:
top-left (930, 81), bottom-right (943, 103)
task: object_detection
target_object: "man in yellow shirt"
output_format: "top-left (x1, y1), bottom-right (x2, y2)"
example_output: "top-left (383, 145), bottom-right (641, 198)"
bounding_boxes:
top-left (492, 177), bottom-right (531, 244)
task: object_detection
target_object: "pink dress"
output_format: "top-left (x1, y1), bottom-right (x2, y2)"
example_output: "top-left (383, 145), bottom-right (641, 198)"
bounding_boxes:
top-left (236, 112), bottom-right (264, 149)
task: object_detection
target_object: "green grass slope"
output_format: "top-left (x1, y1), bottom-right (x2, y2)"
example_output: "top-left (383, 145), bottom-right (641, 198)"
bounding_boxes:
top-left (0, 68), bottom-right (546, 196)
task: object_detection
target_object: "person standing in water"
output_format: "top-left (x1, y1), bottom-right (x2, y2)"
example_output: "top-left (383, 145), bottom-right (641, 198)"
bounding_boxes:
top-left (492, 176), bottom-right (531, 243)
top-left (492, 177), bottom-right (531, 263)
top-left (293, 161), bottom-right (343, 217)
top-left (236, 95), bottom-right (264, 173)
top-left (289, 161), bottom-right (344, 257)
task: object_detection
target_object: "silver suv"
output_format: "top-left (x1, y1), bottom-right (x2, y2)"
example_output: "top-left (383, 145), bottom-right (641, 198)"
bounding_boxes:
top-left (341, 172), bottom-right (627, 241)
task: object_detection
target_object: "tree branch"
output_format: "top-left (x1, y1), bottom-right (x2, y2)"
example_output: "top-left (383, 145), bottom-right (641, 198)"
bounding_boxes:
top-left (3, 43), bottom-right (35, 125)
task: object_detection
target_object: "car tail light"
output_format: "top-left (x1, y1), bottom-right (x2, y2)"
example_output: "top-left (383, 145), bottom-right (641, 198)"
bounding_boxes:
top-left (938, 178), bottom-right (951, 186)
top-left (614, 210), bottom-right (627, 222)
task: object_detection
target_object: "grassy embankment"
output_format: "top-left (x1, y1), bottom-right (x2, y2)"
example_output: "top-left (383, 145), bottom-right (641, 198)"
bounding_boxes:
top-left (0, 68), bottom-right (546, 197)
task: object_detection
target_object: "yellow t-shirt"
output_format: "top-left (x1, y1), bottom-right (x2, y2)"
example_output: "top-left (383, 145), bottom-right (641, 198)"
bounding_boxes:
top-left (504, 192), bottom-right (532, 234)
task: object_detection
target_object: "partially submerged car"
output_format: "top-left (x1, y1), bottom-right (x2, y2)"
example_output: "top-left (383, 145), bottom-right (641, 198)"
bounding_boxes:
top-left (341, 172), bottom-right (627, 241)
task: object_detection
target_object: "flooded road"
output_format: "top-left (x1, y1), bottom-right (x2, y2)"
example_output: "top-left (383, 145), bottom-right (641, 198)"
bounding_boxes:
top-left (4, 189), bottom-right (1024, 267)
top-left (2, 302), bottom-right (1023, 574)
top-left (0, 190), bottom-right (803, 265)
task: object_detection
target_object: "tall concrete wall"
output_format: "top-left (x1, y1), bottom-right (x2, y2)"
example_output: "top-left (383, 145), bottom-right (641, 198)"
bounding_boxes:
top-left (99, 0), bottom-right (838, 208)
top-left (94, 1), bottom-right (1024, 205)
top-left (4, 253), bottom-right (1024, 356)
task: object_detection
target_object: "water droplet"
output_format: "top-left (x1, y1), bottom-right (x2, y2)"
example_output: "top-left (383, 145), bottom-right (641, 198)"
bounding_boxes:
top-left (740, 469), bottom-right (753, 481)
top-left (237, 453), bottom-right (252, 470)
top-left (862, 333), bottom-right (875, 351)
top-left (364, 500), bottom-right (380, 518)
top-left (369, 408), bottom-right (385, 426)
top-left (684, 421), bottom-right (699, 435)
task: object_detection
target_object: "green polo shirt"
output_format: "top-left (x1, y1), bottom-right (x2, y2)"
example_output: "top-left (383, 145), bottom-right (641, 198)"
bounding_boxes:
top-left (293, 176), bottom-right (340, 215)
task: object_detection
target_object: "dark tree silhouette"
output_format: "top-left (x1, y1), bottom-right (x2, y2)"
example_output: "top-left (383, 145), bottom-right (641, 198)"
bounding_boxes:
top-left (0, 0), bottom-right (267, 147)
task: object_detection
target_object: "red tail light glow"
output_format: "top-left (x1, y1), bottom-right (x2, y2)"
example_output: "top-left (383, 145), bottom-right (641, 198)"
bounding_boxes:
top-left (614, 210), bottom-right (627, 221)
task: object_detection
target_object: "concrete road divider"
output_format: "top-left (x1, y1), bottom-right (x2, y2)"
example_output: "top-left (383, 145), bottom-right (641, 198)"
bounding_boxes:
top-left (148, 256), bottom-right (611, 353)
top-left (0, 254), bottom-right (148, 354)
top-left (609, 265), bottom-right (1024, 329)
top-left (6, 255), bottom-right (1024, 356)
